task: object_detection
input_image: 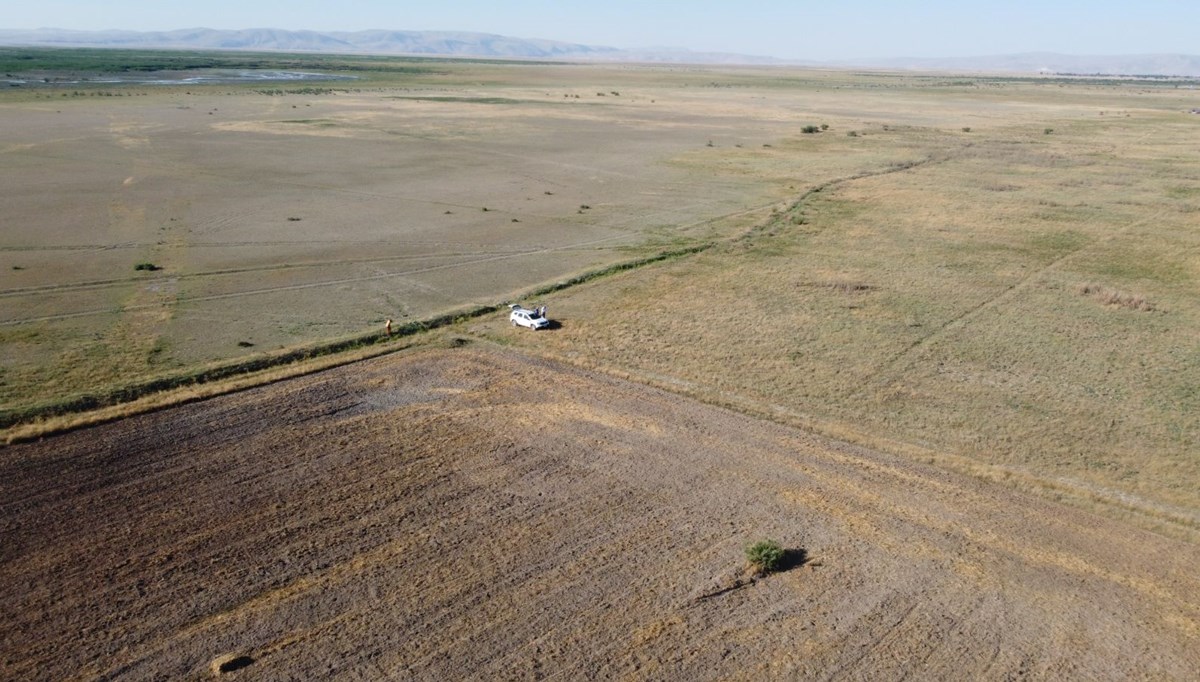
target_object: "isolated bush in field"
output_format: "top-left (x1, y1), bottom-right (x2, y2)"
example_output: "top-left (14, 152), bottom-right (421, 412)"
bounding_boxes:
top-left (820, 123), bottom-right (829, 130)
top-left (847, 130), bottom-right (859, 137)
top-left (801, 125), bottom-right (820, 134)
top-left (134, 262), bottom-right (161, 271)
top-left (961, 127), bottom-right (971, 132)
top-left (1044, 128), bottom-right (1054, 134)
top-left (745, 540), bottom-right (785, 576)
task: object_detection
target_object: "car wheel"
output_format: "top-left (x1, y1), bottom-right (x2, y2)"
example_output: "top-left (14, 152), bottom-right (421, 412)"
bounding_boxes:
top-left (511, 320), bottom-right (518, 327)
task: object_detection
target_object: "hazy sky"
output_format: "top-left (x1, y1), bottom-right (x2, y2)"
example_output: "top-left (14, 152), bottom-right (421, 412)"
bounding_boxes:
top-left (5, 1), bottom-right (1198, 60)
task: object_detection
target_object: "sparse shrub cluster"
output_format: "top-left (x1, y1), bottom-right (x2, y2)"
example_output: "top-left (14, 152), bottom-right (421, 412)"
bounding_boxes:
top-left (745, 540), bottom-right (784, 576)
top-left (801, 125), bottom-right (821, 134)
top-left (133, 262), bottom-right (161, 272)
top-left (1078, 283), bottom-right (1155, 311)
top-left (824, 280), bottom-right (874, 293)
top-left (255, 87), bottom-right (345, 96)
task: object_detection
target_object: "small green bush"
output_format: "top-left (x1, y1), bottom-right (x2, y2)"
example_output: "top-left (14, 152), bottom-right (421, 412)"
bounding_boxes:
top-left (801, 125), bottom-right (820, 134)
top-left (746, 540), bottom-right (785, 575)
top-left (134, 262), bottom-right (161, 271)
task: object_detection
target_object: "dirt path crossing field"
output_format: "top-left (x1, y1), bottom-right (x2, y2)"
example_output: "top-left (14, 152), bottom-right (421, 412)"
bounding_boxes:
top-left (2, 346), bottom-right (1197, 679)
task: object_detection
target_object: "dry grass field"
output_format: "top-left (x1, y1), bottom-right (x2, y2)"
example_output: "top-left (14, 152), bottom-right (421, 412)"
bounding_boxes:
top-left (470, 72), bottom-right (1200, 536)
top-left (2, 54), bottom-right (1200, 678)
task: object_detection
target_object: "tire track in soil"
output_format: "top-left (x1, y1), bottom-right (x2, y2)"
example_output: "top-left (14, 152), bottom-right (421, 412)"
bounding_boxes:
top-left (844, 208), bottom-right (1170, 402)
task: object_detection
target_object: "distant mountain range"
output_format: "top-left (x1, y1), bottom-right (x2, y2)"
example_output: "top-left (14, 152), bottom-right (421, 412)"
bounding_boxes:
top-left (1, 28), bottom-right (1199, 76)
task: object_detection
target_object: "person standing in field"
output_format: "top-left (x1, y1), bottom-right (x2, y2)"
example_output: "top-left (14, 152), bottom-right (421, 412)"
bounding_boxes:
top-left (385, 319), bottom-right (392, 336)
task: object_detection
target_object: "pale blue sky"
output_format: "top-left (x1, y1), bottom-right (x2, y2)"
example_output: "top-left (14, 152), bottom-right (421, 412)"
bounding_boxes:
top-left (5, 1), bottom-right (1198, 60)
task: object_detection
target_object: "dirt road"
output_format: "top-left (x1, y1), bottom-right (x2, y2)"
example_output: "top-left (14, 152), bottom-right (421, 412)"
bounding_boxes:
top-left (2, 346), bottom-right (1197, 679)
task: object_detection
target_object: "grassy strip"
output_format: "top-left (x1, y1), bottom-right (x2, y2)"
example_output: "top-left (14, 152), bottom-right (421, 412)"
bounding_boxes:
top-left (530, 244), bottom-right (714, 297)
top-left (738, 155), bottom-right (942, 243)
top-left (0, 306), bottom-right (483, 431)
top-left (0, 245), bottom-right (713, 434)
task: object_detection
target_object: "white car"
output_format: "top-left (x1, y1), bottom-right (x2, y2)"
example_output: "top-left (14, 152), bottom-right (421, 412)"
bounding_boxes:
top-left (509, 304), bottom-right (550, 330)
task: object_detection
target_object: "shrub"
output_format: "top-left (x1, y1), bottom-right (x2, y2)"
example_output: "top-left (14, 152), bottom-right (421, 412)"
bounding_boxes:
top-left (847, 131), bottom-right (859, 137)
top-left (1044, 128), bottom-right (1054, 134)
top-left (961, 127), bottom-right (971, 132)
top-left (801, 125), bottom-right (820, 134)
top-left (820, 123), bottom-right (829, 130)
top-left (134, 262), bottom-right (161, 271)
top-left (745, 540), bottom-right (785, 575)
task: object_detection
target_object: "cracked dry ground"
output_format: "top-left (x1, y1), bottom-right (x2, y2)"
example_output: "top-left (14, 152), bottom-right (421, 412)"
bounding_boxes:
top-left (2, 346), bottom-right (1198, 680)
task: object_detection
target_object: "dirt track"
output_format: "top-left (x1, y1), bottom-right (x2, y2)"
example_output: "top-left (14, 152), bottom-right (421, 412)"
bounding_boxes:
top-left (2, 345), bottom-right (1198, 680)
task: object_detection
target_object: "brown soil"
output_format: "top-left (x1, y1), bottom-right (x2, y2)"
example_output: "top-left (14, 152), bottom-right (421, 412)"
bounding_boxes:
top-left (2, 346), bottom-right (1197, 680)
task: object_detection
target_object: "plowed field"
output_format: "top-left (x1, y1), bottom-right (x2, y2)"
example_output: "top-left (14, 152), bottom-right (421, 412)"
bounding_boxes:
top-left (3, 346), bottom-right (1197, 679)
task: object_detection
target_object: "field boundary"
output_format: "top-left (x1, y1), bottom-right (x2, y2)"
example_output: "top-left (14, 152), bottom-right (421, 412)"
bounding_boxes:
top-left (1, 153), bottom-right (951, 441)
top-left (0, 245), bottom-right (710, 441)
top-left (517, 342), bottom-right (1200, 543)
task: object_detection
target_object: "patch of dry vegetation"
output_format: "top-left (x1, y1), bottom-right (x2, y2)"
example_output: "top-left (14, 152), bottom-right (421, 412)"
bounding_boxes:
top-left (481, 89), bottom-right (1200, 532)
top-left (1077, 283), bottom-right (1156, 311)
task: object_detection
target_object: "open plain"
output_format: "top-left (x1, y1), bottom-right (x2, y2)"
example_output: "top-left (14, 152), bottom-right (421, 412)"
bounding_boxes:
top-left (2, 52), bottom-right (1200, 678)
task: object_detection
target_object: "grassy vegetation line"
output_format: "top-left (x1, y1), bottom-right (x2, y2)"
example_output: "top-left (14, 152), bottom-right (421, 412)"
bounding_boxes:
top-left (0, 46), bottom-right (546, 75)
top-left (738, 155), bottom-right (945, 243)
top-left (530, 244), bottom-right (714, 297)
top-left (0, 245), bottom-right (713, 437)
top-left (0, 307), bottom-right (479, 432)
